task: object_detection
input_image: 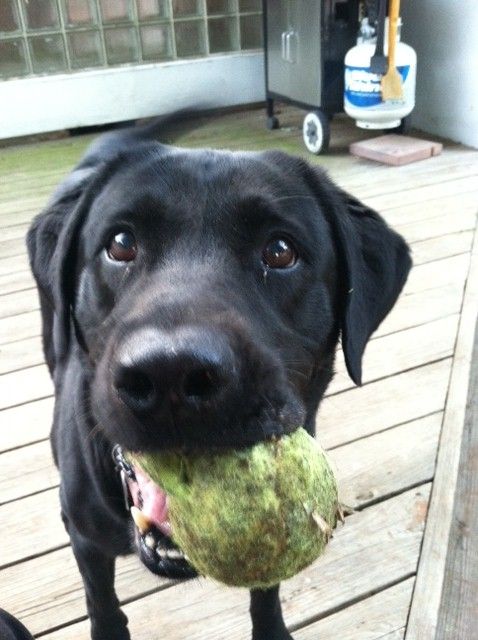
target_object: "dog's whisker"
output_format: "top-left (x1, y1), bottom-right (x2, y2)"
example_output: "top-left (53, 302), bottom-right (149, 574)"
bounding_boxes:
top-left (284, 367), bottom-right (309, 381)
top-left (268, 194), bottom-right (317, 204)
top-left (87, 423), bottom-right (104, 442)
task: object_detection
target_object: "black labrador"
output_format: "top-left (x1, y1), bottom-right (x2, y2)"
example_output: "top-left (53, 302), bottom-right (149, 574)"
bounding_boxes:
top-left (0, 610), bottom-right (34, 640)
top-left (27, 114), bottom-right (411, 640)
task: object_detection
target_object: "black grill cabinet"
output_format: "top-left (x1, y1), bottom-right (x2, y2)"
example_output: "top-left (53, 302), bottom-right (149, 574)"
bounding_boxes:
top-left (263, 0), bottom-right (360, 153)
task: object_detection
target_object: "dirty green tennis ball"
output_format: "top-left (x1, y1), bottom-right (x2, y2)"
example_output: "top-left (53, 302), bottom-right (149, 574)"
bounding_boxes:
top-left (132, 428), bottom-right (339, 589)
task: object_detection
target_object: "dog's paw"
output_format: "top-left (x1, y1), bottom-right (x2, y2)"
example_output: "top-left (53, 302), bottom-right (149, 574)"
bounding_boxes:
top-left (252, 630), bottom-right (294, 640)
top-left (91, 627), bottom-right (130, 640)
top-left (91, 611), bottom-right (130, 640)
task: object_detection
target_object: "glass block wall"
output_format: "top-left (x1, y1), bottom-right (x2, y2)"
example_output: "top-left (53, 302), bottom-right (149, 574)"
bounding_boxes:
top-left (0, 0), bottom-right (263, 80)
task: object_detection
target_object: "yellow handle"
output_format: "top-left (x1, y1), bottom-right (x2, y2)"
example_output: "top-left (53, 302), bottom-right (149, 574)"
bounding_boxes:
top-left (388, 0), bottom-right (401, 69)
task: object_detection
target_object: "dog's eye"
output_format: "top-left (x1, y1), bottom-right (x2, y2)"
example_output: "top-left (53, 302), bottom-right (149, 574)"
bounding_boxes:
top-left (107, 231), bottom-right (137, 262)
top-left (262, 238), bottom-right (297, 269)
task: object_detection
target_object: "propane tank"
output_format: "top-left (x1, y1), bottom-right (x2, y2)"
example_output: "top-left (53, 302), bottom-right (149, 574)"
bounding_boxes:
top-left (344, 18), bottom-right (417, 129)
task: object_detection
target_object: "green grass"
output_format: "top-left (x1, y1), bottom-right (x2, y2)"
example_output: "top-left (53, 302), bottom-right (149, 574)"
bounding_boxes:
top-left (0, 107), bottom-right (367, 185)
top-left (0, 136), bottom-right (95, 176)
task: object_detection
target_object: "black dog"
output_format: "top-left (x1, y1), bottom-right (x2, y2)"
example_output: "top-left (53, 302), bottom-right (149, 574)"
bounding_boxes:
top-left (27, 114), bottom-right (411, 640)
top-left (0, 610), bottom-right (34, 640)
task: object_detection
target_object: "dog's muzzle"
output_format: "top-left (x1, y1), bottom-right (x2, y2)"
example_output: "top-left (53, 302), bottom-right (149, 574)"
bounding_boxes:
top-left (113, 445), bottom-right (197, 579)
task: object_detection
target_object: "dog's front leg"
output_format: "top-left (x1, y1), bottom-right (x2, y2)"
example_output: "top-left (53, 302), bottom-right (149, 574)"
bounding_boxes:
top-left (68, 526), bottom-right (130, 640)
top-left (249, 585), bottom-right (293, 640)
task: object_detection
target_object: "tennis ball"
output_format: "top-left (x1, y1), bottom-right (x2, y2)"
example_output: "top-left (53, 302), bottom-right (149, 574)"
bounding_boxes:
top-left (131, 428), bottom-right (339, 589)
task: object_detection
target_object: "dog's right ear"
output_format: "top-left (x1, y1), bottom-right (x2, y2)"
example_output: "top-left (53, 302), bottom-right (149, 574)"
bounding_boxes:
top-left (26, 113), bottom-right (190, 373)
top-left (27, 167), bottom-right (94, 300)
top-left (26, 165), bottom-right (105, 372)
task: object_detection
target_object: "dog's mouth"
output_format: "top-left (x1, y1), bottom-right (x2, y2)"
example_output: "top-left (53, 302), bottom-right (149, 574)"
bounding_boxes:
top-left (114, 447), bottom-right (197, 580)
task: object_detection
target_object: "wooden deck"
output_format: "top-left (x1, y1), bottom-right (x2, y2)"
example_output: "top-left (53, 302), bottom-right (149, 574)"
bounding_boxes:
top-left (1, 107), bottom-right (477, 639)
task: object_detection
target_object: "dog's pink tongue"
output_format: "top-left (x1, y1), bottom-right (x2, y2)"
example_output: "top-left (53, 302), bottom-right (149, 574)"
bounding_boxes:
top-left (130, 467), bottom-right (171, 536)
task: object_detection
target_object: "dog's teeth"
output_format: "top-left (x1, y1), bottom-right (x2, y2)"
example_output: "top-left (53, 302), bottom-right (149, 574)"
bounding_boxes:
top-left (156, 546), bottom-right (184, 560)
top-left (144, 533), bottom-right (156, 549)
top-left (130, 506), bottom-right (151, 535)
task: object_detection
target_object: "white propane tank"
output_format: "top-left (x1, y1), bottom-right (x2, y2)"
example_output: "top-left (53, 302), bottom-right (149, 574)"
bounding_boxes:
top-left (344, 18), bottom-right (417, 129)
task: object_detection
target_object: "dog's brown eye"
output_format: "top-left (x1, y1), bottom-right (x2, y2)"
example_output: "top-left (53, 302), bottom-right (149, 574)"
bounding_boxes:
top-left (262, 238), bottom-right (297, 269)
top-left (107, 231), bottom-right (137, 262)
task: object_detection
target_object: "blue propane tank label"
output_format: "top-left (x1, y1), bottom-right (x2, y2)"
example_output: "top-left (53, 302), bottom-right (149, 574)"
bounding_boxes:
top-left (345, 65), bottom-right (410, 107)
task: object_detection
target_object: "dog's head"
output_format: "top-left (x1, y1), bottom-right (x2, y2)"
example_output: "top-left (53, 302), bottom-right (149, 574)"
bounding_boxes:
top-left (27, 121), bottom-right (411, 577)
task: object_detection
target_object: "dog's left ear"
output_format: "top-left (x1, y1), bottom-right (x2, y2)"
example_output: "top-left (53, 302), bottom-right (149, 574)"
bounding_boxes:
top-left (300, 161), bottom-right (412, 385)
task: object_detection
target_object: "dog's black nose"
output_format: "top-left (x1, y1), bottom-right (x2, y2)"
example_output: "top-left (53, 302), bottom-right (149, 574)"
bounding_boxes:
top-left (113, 327), bottom-right (234, 415)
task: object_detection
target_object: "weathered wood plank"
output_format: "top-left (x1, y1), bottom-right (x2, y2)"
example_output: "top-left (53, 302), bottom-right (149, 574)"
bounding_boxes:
top-left (0, 405), bottom-right (439, 515)
top-left (294, 578), bottom-right (413, 640)
top-left (39, 487), bottom-right (430, 640)
top-left (376, 631), bottom-right (405, 640)
top-left (319, 359), bottom-right (450, 449)
top-left (0, 335), bottom-right (44, 374)
top-left (403, 253), bottom-right (470, 295)
top-left (397, 210), bottom-right (477, 245)
top-left (0, 439), bottom-right (58, 504)
top-left (372, 253), bottom-right (470, 339)
top-left (411, 231), bottom-right (474, 266)
top-left (360, 175), bottom-right (478, 211)
top-left (0, 183), bottom-right (58, 206)
top-left (0, 231), bottom-right (469, 302)
top-left (0, 258), bottom-right (464, 373)
top-left (339, 147), bottom-right (478, 185)
top-left (1, 140), bottom-right (470, 208)
top-left (14, 254), bottom-right (454, 330)
top-left (0, 489), bottom-right (66, 569)
top-left (0, 209), bottom-right (39, 230)
top-left (0, 224), bottom-right (29, 242)
top-left (329, 314), bottom-right (458, 396)
top-left (0, 312), bottom-right (456, 417)
top-left (0, 171), bottom-right (65, 201)
top-left (0, 239), bottom-right (464, 311)
top-left (1, 279), bottom-right (457, 390)
top-left (0, 396), bottom-right (53, 453)
top-left (0, 288), bottom-right (39, 319)
top-left (0, 254), bottom-right (30, 277)
top-left (0, 364), bottom-right (53, 410)
top-left (0, 236), bottom-right (30, 260)
top-left (1, 546), bottom-right (172, 637)
top-left (4, 141), bottom-right (474, 217)
top-left (0, 191), bottom-right (475, 245)
top-left (344, 161), bottom-right (478, 198)
top-left (436, 319), bottom-right (478, 639)
top-left (332, 413), bottom-right (440, 507)
top-left (0, 108), bottom-right (474, 640)
top-left (381, 191), bottom-right (478, 230)
top-left (0, 356), bottom-right (441, 504)
top-left (0, 151), bottom-right (476, 232)
top-left (0, 195), bottom-right (51, 217)
top-left (10, 344), bottom-right (446, 520)
top-left (0, 310), bottom-right (41, 345)
top-left (0, 350), bottom-right (451, 472)
top-left (0, 410), bottom-right (439, 569)
top-left (406, 229), bottom-right (478, 639)
top-left (375, 282), bottom-right (463, 339)
top-left (0, 269), bottom-right (35, 296)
